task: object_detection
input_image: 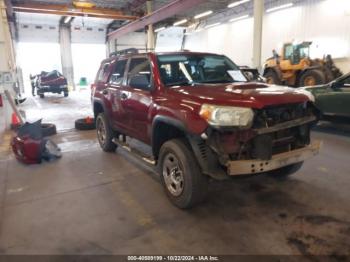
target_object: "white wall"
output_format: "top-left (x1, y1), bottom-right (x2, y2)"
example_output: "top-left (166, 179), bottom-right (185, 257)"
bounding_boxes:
top-left (184, 0), bottom-right (350, 72)
top-left (156, 27), bottom-right (185, 52)
top-left (108, 32), bottom-right (146, 54)
top-left (185, 18), bottom-right (254, 66)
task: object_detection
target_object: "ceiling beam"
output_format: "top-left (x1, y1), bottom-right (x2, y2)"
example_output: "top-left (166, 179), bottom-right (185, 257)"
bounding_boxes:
top-left (12, 3), bottom-right (138, 21)
top-left (108, 0), bottom-right (206, 39)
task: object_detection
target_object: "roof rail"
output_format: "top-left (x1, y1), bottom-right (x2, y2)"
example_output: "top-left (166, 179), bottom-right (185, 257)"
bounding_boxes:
top-left (109, 48), bottom-right (155, 58)
top-left (109, 48), bottom-right (139, 57)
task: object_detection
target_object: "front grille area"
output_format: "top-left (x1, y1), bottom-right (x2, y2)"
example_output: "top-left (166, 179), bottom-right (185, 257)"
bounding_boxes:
top-left (253, 103), bottom-right (309, 128)
top-left (227, 103), bottom-right (313, 161)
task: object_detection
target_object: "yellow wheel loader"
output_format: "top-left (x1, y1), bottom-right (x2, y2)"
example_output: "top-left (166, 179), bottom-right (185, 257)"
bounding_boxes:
top-left (263, 42), bottom-right (342, 87)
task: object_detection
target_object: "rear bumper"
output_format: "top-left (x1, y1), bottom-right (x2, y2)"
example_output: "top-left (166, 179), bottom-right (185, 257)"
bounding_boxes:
top-left (38, 85), bottom-right (68, 94)
top-left (226, 140), bottom-right (322, 176)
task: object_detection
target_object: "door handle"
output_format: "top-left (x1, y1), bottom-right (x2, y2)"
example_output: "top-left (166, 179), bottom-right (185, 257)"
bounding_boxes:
top-left (102, 89), bottom-right (108, 95)
top-left (121, 93), bottom-right (128, 100)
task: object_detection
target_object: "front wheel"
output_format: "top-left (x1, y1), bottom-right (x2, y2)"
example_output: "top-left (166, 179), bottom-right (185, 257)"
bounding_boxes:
top-left (96, 113), bottom-right (117, 152)
top-left (264, 70), bottom-right (281, 85)
top-left (64, 91), bottom-right (69, 97)
top-left (298, 70), bottom-right (326, 87)
top-left (159, 139), bottom-right (208, 209)
top-left (268, 162), bottom-right (304, 179)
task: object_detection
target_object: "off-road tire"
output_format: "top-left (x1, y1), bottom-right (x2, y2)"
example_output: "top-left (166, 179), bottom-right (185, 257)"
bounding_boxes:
top-left (96, 113), bottom-right (117, 152)
top-left (159, 139), bottom-right (208, 209)
top-left (269, 162), bottom-right (304, 179)
top-left (264, 70), bottom-right (281, 85)
top-left (41, 123), bottom-right (57, 137)
top-left (298, 70), bottom-right (326, 87)
top-left (75, 118), bottom-right (96, 131)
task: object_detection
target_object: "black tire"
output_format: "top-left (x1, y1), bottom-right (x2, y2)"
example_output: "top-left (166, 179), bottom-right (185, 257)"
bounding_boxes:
top-left (39, 93), bottom-right (44, 99)
top-left (268, 162), bottom-right (304, 179)
top-left (64, 91), bottom-right (69, 97)
top-left (75, 118), bottom-right (95, 131)
top-left (264, 70), bottom-right (281, 85)
top-left (96, 113), bottom-right (117, 152)
top-left (158, 139), bottom-right (208, 209)
top-left (41, 123), bottom-right (57, 137)
top-left (298, 70), bottom-right (326, 87)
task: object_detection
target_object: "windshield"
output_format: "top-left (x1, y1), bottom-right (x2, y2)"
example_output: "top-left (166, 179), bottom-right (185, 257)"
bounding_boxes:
top-left (157, 54), bottom-right (246, 86)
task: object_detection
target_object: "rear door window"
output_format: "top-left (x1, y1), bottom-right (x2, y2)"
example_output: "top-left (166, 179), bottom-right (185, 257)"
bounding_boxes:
top-left (96, 63), bottom-right (110, 82)
top-left (127, 57), bottom-right (152, 89)
top-left (109, 59), bottom-right (127, 85)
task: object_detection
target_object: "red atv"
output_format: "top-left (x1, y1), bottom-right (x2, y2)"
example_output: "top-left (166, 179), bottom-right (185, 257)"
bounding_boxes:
top-left (31, 70), bottom-right (69, 98)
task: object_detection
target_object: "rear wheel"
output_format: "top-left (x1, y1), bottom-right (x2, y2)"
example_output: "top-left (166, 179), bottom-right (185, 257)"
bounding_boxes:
top-left (39, 93), bottom-right (44, 99)
top-left (96, 113), bottom-right (117, 152)
top-left (64, 91), bottom-right (69, 97)
top-left (159, 139), bottom-right (208, 209)
top-left (298, 70), bottom-right (326, 87)
top-left (264, 70), bottom-right (281, 85)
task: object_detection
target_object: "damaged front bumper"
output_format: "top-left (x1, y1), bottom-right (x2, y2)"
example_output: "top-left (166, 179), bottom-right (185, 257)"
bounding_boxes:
top-left (226, 140), bottom-right (322, 176)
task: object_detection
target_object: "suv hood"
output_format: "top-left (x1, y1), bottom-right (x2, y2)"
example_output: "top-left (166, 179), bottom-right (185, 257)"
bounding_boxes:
top-left (168, 82), bottom-right (312, 109)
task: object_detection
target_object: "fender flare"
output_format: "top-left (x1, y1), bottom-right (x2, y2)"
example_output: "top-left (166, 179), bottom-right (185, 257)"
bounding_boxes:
top-left (92, 98), bottom-right (107, 117)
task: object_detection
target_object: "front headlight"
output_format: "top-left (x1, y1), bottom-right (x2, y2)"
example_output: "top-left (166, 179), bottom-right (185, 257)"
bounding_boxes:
top-left (200, 104), bottom-right (254, 128)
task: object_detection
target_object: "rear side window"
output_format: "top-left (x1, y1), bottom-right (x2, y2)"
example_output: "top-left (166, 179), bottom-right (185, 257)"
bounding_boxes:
top-left (97, 63), bottom-right (110, 82)
top-left (109, 59), bottom-right (127, 85)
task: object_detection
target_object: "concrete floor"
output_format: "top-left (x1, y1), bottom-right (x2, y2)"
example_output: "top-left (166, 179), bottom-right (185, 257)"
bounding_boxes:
top-left (0, 92), bottom-right (349, 256)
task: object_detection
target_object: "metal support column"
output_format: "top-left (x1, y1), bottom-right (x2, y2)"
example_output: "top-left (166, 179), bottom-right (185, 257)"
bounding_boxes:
top-left (59, 24), bottom-right (75, 90)
top-left (0, 0), bottom-right (17, 131)
top-left (252, 0), bottom-right (264, 70)
top-left (146, 0), bottom-right (155, 50)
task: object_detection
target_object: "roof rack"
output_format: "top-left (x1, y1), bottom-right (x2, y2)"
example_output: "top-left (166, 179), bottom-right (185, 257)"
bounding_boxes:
top-left (109, 48), bottom-right (155, 58)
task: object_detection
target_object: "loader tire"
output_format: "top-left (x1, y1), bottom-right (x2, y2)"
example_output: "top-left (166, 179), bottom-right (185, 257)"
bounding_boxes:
top-left (298, 70), bottom-right (326, 87)
top-left (264, 70), bottom-right (281, 85)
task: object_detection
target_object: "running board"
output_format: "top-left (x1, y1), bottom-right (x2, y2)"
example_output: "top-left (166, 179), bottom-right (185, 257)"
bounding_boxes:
top-left (112, 138), bottom-right (156, 165)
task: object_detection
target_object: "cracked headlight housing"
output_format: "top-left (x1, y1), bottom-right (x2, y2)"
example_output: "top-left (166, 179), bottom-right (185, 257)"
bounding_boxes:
top-left (200, 104), bottom-right (254, 128)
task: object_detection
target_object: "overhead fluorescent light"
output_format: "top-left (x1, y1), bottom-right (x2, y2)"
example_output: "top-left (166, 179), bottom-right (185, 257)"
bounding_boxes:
top-left (73, 1), bottom-right (96, 8)
top-left (174, 19), bottom-right (188, 26)
top-left (266, 3), bottom-right (294, 13)
top-left (64, 16), bottom-right (73, 24)
top-left (194, 10), bottom-right (213, 19)
top-left (155, 27), bottom-right (166, 33)
top-left (228, 0), bottom-right (250, 8)
top-left (205, 22), bottom-right (221, 29)
top-left (230, 14), bottom-right (249, 22)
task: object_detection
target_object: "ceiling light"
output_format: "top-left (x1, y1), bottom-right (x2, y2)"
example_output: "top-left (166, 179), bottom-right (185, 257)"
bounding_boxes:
top-left (205, 22), bottom-right (221, 28)
top-left (230, 14), bottom-right (249, 22)
top-left (174, 19), bottom-right (188, 26)
top-left (266, 3), bottom-right (294, 13)
top-left (73, 1), bottom-right (96, 8)
top-left (228, 0), bottom-right (250, 8)
top-left (194, 10), bottom-right (213, 19)
top-left (155, 27), bottom-right (166, 32)
top-left (64, 16), bottom-right (73, 24)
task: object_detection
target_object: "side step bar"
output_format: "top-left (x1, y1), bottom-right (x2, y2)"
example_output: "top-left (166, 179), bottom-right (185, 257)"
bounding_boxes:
top-left (112, 138), bottom-right (156, 165)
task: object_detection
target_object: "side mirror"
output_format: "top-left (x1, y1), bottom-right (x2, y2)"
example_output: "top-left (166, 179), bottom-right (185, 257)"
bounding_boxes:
top-left (129, 74), bottom-right (151, 90)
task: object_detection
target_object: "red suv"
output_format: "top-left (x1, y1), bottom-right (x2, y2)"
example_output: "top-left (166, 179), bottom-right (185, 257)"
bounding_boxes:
top-left (91, 49), bottom-right (321, 208)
